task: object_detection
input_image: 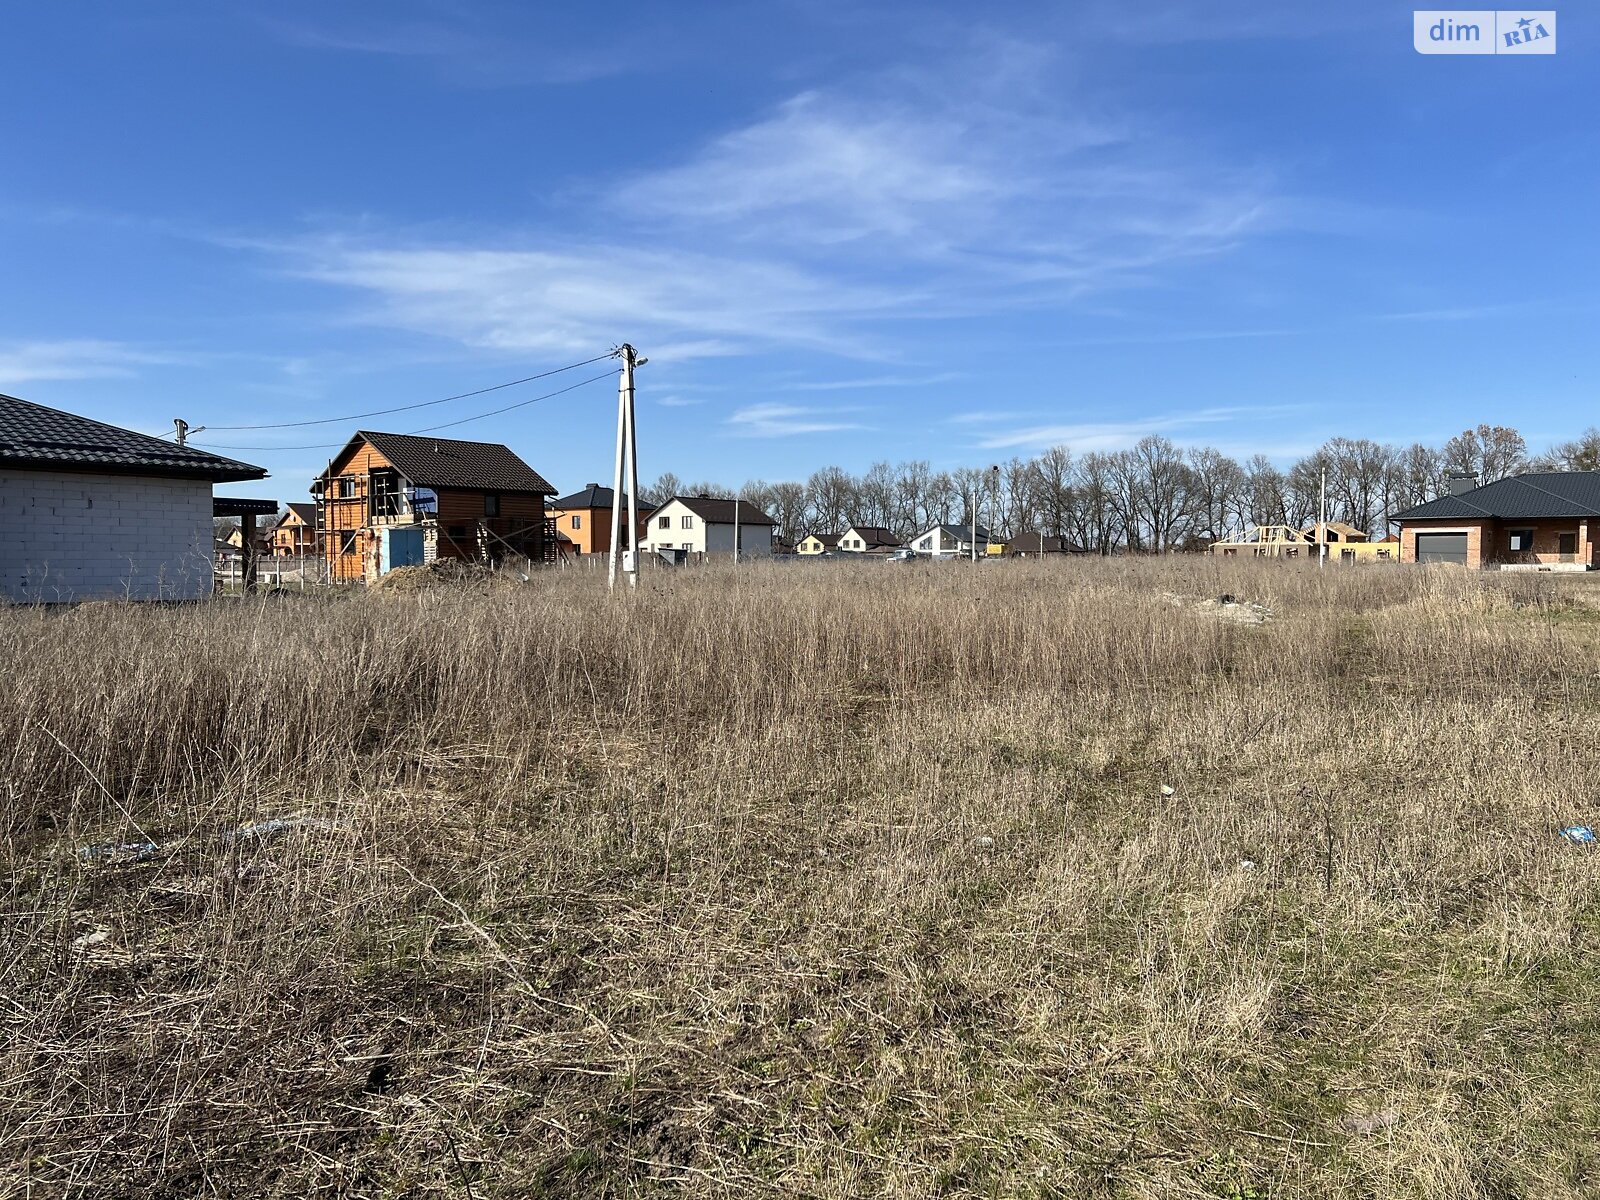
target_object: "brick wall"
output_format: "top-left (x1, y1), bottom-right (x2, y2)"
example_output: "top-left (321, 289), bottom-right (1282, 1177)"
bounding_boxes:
top-left (0, 469), bottom-right (214, 602)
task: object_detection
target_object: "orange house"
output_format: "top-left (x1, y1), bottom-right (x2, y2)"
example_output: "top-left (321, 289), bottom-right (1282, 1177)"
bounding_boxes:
top-left (547, 483), bottom-right (638, 556)
top-left (312, 431), bottom-right (556, 582)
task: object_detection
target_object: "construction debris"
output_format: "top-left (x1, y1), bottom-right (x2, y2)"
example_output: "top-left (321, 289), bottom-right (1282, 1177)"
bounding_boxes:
top-left (1559, 825), bottom-right (1597, 845)
top-left (231, 816), bottom-right (346, 841)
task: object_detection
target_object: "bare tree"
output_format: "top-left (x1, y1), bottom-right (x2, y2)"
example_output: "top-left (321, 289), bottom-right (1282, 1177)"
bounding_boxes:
top-left (767, 481), bottom-right (809, 543)
top-left (641, 472), bottom-right (682, 505)
top-left (1243, 455), bottom-right (1288, 529)
top-left (1186, 446), bottom-right (1246, 544)
top-left (1532, 428), bottom-right (1600, 473)
top-left (1442, 424), bottom-right (1526, 482)
top-left (805, 466), bottom-right (855, 534)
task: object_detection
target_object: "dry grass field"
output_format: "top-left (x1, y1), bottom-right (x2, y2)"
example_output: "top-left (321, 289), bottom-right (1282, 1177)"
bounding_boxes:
top-left (4, 558), bottom-right (1600, 1199)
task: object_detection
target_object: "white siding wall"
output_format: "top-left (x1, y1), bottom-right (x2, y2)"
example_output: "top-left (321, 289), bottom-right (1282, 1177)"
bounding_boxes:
top-left (0, 470), bottom-right (215, 602)
top-left (640, 500), bottom-right (774, 559)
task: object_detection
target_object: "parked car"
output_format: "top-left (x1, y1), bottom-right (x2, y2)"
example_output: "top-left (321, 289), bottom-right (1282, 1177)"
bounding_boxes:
top-left (886, 548), bottom-right (922, 563)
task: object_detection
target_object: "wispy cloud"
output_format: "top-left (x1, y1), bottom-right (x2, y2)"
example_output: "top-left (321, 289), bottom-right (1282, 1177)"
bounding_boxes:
top-left (258, 11), bottom-right (632, 86)
top-left (725, 403), bottom-right (869, 437)
top-left (785, 372), bottom-right (960, 392)
top-left (978, 405), bottom-right (1304, 452)
top-left (0, 340), bottom-right (187, 385)
top-left (253, 42), bottom-right (1284, 363)
top-left (656, 395), bottom-right (703, 408)
top-left (1375, 304), bottom-right (1524, 322)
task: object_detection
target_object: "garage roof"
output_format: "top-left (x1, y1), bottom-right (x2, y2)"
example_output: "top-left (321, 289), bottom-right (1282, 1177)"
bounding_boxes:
top-left (1393, 472), bottom-right (1600, 521)
top-left (0, 393), bottom-right (267, 483)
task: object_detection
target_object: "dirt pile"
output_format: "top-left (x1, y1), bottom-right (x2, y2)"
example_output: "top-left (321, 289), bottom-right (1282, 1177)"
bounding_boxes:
top-left (372, 559), bottom-right (498, 593)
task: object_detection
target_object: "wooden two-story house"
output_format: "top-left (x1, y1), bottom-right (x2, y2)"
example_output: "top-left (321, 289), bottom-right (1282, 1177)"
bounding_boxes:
top-left (313, 431), bottom-right (556, 582)
top-left (269, 503), bottom-right (319, 556)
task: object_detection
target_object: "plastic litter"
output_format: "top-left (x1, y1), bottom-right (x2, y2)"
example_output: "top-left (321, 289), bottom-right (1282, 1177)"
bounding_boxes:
top-left (1559, 825), bottom-right (1596, 845)
top-left (1160, 784), bottom-right (1176, 797)
top-left (975, 835), bottom-right (995, 849)
top-left (230, 816), bottom-right (345, 841)
top-left (78, 841), bottom-right (161, 863)
top-left (1344, 1109), bottom-right (1400, 1135)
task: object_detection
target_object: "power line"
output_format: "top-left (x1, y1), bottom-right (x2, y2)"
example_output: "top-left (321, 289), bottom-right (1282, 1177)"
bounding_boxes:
top-left (200, 352), bottom-right (618, 431)
top-left (191, 368), bottom-right (620, 451)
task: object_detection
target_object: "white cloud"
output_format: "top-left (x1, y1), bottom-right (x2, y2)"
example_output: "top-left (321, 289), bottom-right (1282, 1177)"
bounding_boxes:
top-left (0, 340), bottom-right (185, 385)
top-left (978, 405), bottom-right (1303, 452)
top-left (725, 403), bottom-right (869, 437)
top-left (258, 46), bottom-right (1281, 363)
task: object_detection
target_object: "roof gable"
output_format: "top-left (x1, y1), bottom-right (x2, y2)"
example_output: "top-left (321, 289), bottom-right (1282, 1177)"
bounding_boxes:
top-left (650, 495), bottom-right (775, 525)
top-left (324, 431), bottom-right (554, 494)
top-left (0, 393), bottom-right (265, 483)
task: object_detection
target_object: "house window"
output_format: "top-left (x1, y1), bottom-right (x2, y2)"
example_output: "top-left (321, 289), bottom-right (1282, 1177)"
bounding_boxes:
top-left (339, 530), bottom-right (358, 555)
top-left (658, 515), bottom-right (670, 529)
top-left (571, 514), bottom-right (582, 529)
top-left (918, 537), bottom-right (932, 550)
top-left (1559, 532), bottom-right (1577, 557)
top-left (448, 525), bottom-right (467, 540)
top-left (484, 494), bottom-right (500, 517)
top-left (681, 515), bottom-right (693, 529)
top-left (1509, 529), bottom-right (1535, 552)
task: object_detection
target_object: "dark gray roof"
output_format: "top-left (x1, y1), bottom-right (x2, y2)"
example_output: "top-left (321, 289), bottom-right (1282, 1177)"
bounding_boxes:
top-left (551, 482), bottom-right (626, 509)
top-left (280, 502), bottom-right (316, 526)
top-left (654, 495), bottom-right (775, 525)
top-left (844, 525), bottom-right (901, 546)
top-left (330, 430), bottom-right (554, 494)
top-left (0, 393), bottom-right (266, 483)
top-left (928, 523), bottom-right (993, 541)
top-left (1393, 472), bottom-right (1600, 521)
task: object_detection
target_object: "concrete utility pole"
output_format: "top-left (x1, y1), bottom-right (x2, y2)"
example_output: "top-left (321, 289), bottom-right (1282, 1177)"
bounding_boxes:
top-left (173, 419), bottom-right (204, 446)
top-left (608, 345), bottom-right (644, 591)
top-left (733, 495), bottom-right (741, 564)
top-left (1318, 467), bottom-right (1328, 569)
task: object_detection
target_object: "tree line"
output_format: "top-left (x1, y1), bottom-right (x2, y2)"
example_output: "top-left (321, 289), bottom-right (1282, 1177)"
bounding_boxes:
top-left (639, 424), bottom-right (1600, 552)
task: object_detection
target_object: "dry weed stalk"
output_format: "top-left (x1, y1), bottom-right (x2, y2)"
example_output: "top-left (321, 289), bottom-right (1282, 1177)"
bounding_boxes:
top-left (2, 558), bottom-right (1598, 1197)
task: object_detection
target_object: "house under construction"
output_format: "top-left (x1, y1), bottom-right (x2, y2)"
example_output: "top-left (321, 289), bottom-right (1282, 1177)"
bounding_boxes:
top-left (1209, 522), bottom-right (1399, 562)
top-left (313, 431), bottom-right (557, 583)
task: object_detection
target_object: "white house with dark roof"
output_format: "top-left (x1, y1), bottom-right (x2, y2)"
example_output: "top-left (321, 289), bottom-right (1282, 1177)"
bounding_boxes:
top-left (910, 523), bottom-right (992, 559)
top-left (641, 495), bottom-right (776, 560)
top-left (0, 393), bottom-right (266, 602)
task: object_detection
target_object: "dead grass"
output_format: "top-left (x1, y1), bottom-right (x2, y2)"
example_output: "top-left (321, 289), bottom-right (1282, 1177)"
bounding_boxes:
top-left (3, 558), bottom-right (1599, 1198)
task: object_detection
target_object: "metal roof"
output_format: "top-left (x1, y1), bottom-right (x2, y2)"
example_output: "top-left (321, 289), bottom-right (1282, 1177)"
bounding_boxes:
top-left (1393, 472), bottom-right (1600, 521)
top-left (648, 495), bottom-right (776, 525)
top-left (327, 430), bottom-right (555, 494)
top-left (0, 393), bottom-right (266, 483)
top-left (550, 483), bottom-right (627, 509)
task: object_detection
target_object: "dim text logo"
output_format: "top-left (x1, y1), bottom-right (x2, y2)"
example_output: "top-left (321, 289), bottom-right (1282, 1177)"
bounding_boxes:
top-left (1414, 11), bottom-right (1556, 53)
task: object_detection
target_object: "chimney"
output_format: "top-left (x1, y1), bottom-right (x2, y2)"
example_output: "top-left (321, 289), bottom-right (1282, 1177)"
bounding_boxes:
top-left (1446, 471), bottom-right (1479, 497)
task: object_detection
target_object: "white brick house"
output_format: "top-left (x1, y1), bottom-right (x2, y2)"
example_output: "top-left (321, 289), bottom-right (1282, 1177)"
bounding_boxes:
top-left (0, 394), bottom-right (266, 602)
top-left (640, 495), bottom-right (776, 561)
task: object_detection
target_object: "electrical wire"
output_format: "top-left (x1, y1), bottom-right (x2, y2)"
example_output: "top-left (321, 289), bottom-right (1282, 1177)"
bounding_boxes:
top-left (198, 352), bottom-right (618, 431)
top-left (191, 367), bottom-right (620, 452)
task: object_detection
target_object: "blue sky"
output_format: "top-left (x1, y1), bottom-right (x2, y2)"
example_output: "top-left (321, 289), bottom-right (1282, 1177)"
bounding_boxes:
top-left (1, 2), bottom-right (1593, 498)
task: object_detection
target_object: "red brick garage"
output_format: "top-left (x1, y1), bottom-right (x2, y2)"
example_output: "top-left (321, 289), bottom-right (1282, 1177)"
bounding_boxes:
top-left (1394, 473), bottom-right (1600, 570)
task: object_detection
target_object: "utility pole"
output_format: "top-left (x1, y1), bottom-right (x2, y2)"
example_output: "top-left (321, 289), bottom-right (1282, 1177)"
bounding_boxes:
top-left (608, 345), bottom-right (644, 591)
top-left (173, 419), bottom-right (204, 446)
top-left (733, 494), bottom-right (741, 564)
top-left (970, 487), bottom-right (978, 563)
top-left (1318, 467), bottom-right (1328, 570)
